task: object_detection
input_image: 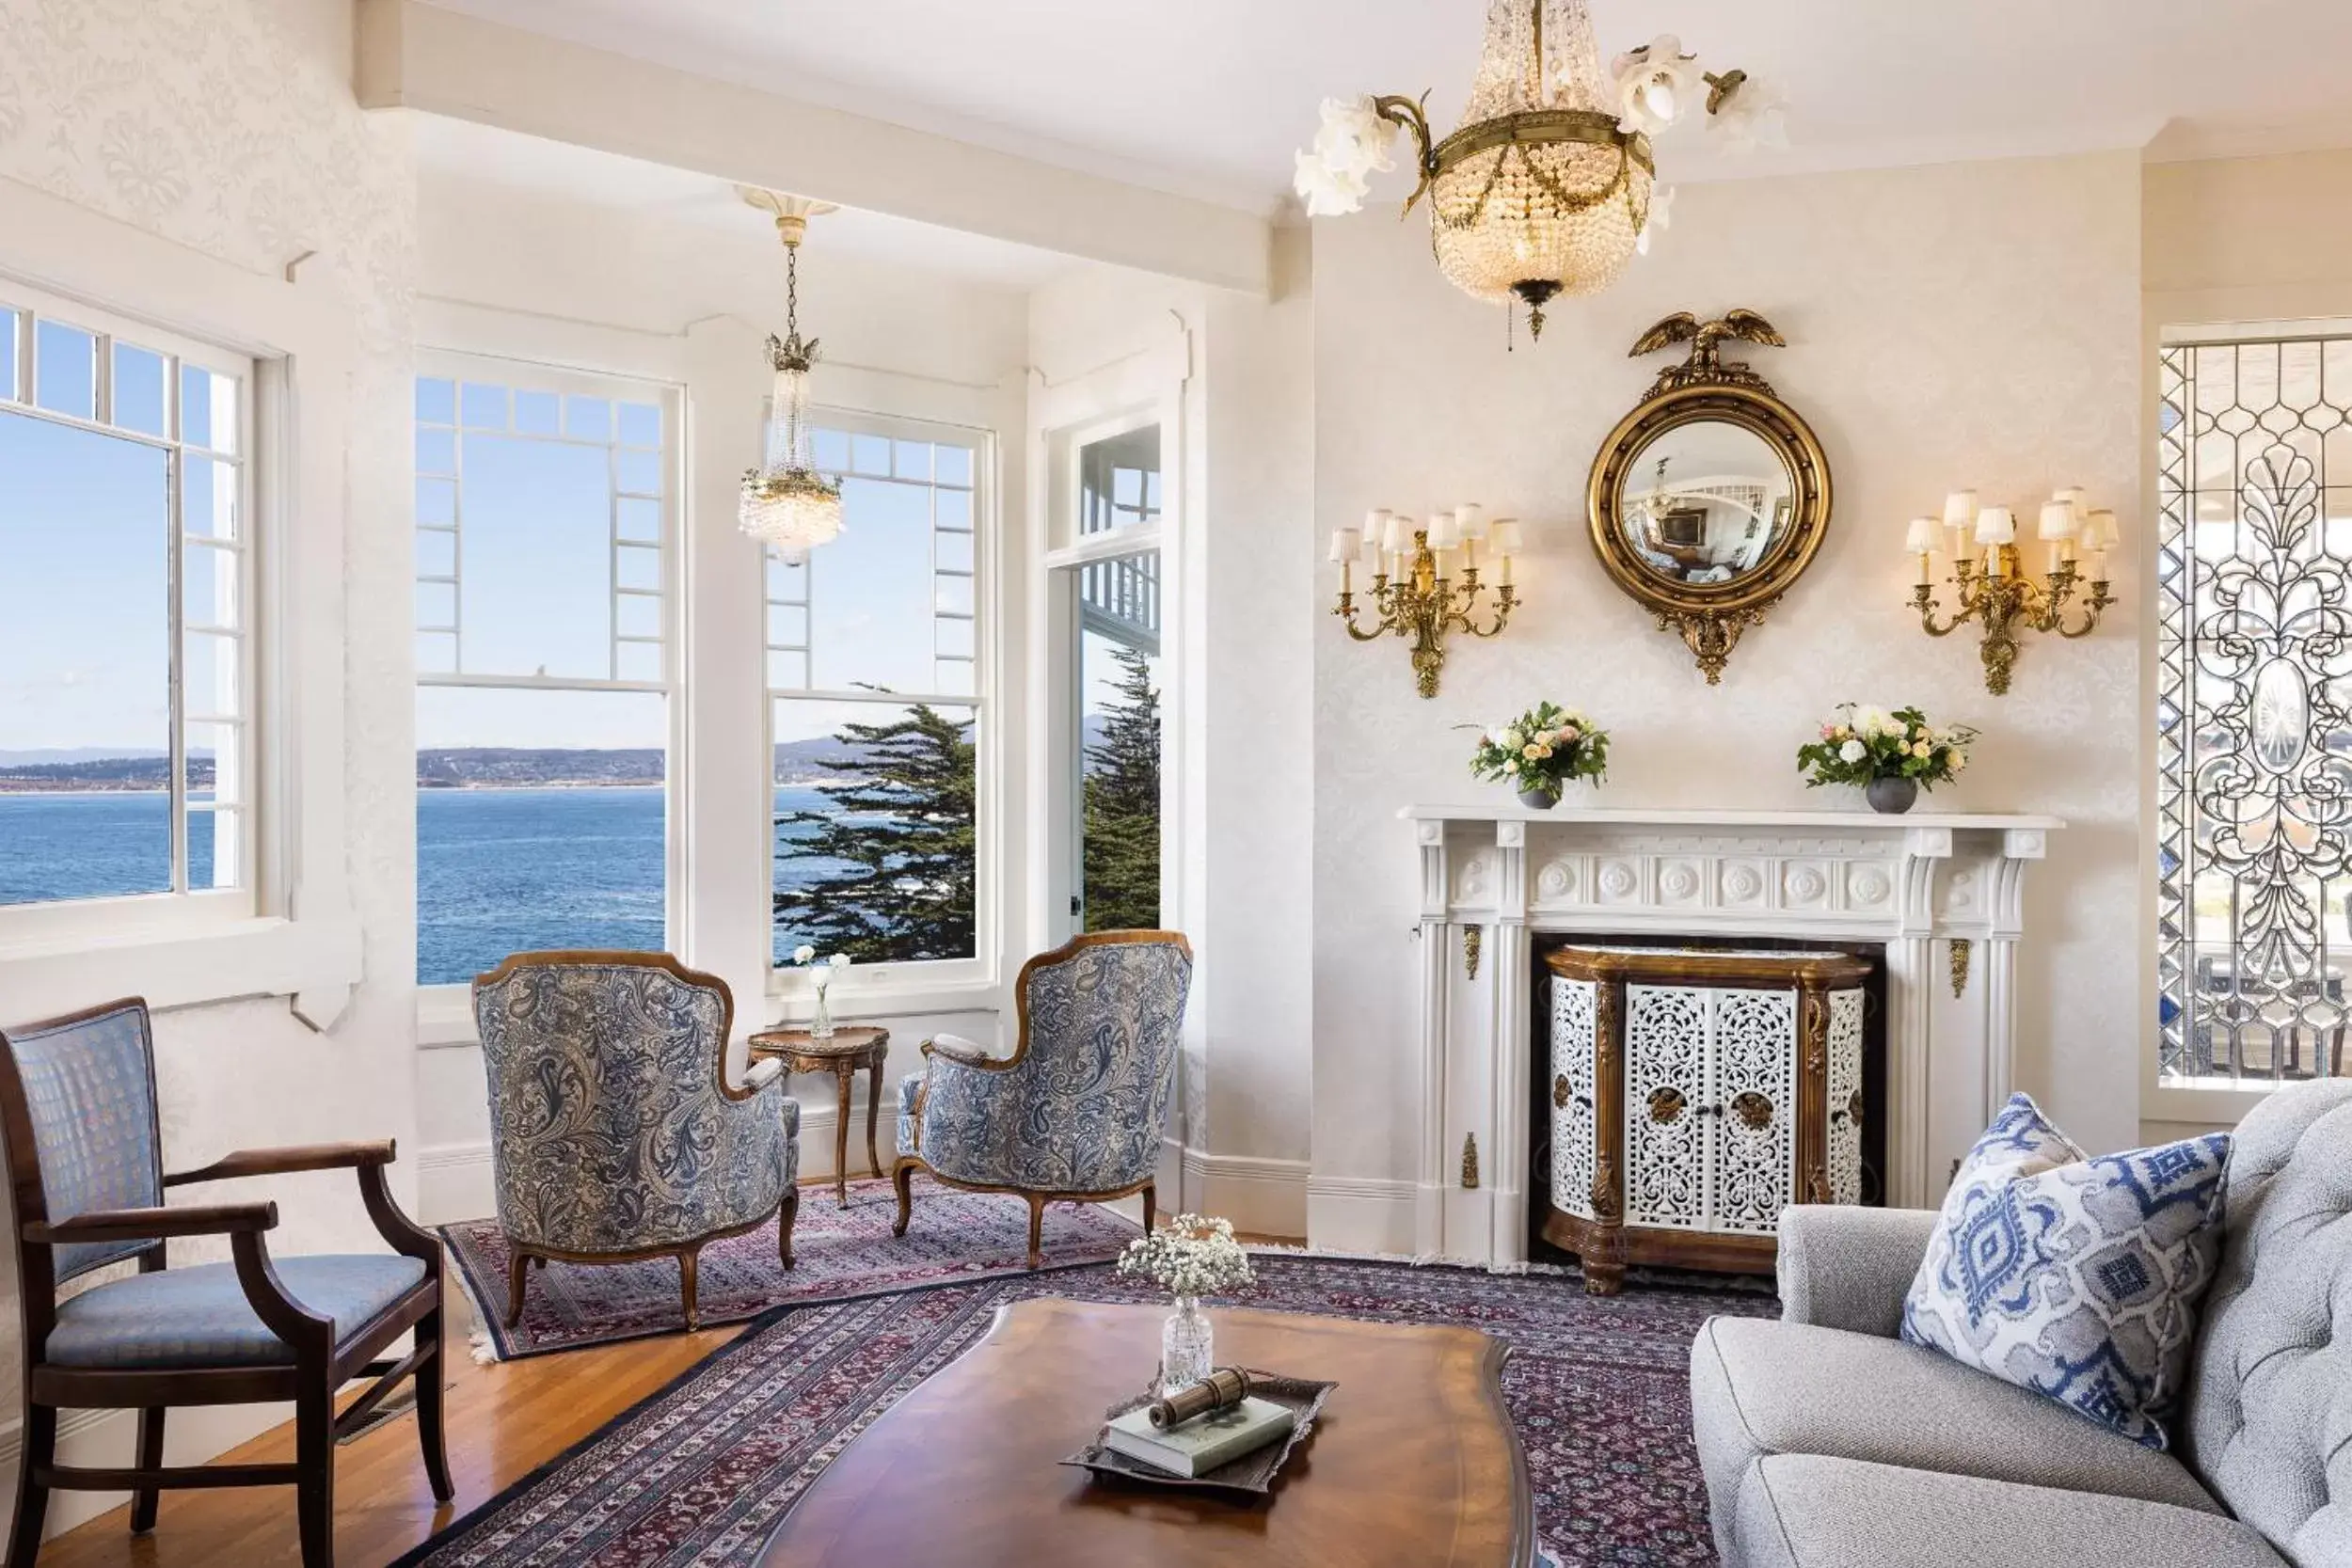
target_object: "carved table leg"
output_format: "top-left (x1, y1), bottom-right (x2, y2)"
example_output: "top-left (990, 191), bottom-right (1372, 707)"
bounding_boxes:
top-left (834, 1062), bottom-right (854, 1209)
top-left (865, 1055), bottom-right (883, 1181)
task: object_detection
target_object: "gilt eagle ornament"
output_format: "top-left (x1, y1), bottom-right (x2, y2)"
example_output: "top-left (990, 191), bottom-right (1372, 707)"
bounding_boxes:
top-left (1629, 309), bottom-right (1785, 395)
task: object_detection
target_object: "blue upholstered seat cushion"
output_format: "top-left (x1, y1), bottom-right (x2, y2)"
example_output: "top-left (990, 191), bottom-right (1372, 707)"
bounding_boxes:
top-left (1901, 1094), bottom-right (2232, 1450)
top-left (45, 1254), bottom-right (428, 1369)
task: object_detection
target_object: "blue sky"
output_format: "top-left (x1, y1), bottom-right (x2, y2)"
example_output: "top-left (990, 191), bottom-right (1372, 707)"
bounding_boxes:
top-left (2, 375), bottom-right (1155, 761)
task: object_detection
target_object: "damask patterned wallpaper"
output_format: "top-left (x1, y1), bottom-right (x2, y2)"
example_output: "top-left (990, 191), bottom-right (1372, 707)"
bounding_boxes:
top-left (1310, 151), bottom-right (2144, 1181)
top-left (0, 0), bottom-right (417, 1433)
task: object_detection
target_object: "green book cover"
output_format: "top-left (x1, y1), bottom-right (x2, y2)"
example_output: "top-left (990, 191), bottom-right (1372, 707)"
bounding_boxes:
top-left (1101, 1395), bottom-right (1295, 1478)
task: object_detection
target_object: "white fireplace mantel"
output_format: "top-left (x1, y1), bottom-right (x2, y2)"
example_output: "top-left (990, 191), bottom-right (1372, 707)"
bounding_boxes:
top-left (1388, 803), bottom-right (2064, 1269)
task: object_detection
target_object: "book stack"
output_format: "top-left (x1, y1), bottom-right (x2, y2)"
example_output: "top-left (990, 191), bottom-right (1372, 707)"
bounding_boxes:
top-left (1100, 1395), bottom-right (1295, 1479)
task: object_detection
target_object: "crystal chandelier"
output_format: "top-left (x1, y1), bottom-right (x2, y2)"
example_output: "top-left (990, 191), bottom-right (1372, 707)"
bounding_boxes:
top-left (1294, 0), bottom-right (1784, 340)
top-left (738, 189), bottom-right (843, 563)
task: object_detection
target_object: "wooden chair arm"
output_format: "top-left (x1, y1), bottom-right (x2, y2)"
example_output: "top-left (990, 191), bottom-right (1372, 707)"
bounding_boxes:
top-left (921, 1034), bottom-right (1010, 1071)
top-left (164, 1140), bottom-right (397, 1186)
top-left (26, 1200), bottom-right (278, 1244)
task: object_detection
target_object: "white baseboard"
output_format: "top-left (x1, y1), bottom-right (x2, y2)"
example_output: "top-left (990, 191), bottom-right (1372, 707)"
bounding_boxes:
top-left (1181, 1150), bottom-right (1309, 1238)
top-left (416, 1139), bottom-right (495, 1226)
top-left (1306, 1175), bottom-right (1419, 1257)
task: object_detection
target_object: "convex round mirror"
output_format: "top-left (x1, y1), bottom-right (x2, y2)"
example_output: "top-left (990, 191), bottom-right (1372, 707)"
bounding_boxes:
top-left (1587, 310), bottom-right (1831, 683)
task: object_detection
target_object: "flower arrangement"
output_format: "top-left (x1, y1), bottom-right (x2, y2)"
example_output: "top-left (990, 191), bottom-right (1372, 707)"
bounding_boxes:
top-left (1467, 701), bottom-right (1610, 807)
top-left (790, 945), bottom-right (852, 1038)
top-left (1117, 1213), bottom-right (1256, 1302)
top-left (1796, 705), bottom-right (1975, 814)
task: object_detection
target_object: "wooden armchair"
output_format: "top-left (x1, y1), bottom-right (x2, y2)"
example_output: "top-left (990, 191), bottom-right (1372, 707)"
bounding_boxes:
top-left (0, 999), bottom-right (449, 1567)
top-left (891, 931), bottom-right (1193, 1266)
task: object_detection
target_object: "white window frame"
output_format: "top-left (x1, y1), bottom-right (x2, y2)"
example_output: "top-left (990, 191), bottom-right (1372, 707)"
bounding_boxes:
top-left (765, 405), bottom-right (999, 995)
top-left (1043, 408), bottom-right (1171, 944)
top-left (2146, 315), bottom-right (2352, 1125)
top-left (0, 179), bottom-right (360, 1024)
top-left (410, 348), bottom-right (687, 1001)
top-left (0, 281), bottom-right (260, 926)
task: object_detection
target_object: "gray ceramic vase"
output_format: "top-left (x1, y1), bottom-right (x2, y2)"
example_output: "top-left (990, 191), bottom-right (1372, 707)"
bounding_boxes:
top-left (1518, 784), bottom-right (1562, 810)
top-left (1866, 775), bottom-right (1920, 815)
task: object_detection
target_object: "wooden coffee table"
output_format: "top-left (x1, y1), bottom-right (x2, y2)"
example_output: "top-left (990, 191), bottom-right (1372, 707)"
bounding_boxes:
top-left (746, 1026), bottom-right (889, 1210)
top-left (756, 1297), bottom-right (1534, 1567)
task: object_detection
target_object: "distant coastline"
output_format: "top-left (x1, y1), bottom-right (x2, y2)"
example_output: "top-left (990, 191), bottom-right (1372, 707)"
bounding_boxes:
top-left (2, 740), bottom-right (868, 794)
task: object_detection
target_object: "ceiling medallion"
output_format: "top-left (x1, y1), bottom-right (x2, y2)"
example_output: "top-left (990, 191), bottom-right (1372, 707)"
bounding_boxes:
top-left (737, 188), bottom-right (844, 563)
top-left (1293, 1), bottom-right (1785, 340)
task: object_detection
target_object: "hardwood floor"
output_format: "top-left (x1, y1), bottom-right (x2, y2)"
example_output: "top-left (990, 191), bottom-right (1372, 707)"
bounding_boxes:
top-left (35, 1274), bottom-right (741, 1568)
top-left (32, 1211), bottom-right (1297, 1567)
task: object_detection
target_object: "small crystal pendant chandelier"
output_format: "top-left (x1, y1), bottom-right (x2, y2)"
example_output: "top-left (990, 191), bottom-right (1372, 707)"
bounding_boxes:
top-left (738, 189), bottom-right (843, 563)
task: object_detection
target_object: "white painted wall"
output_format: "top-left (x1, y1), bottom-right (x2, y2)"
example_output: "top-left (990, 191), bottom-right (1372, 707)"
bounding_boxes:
top-left (0, 0), bottom-right (417, 1533)
top-left (1308, 151), bottom-right (2148, 1235)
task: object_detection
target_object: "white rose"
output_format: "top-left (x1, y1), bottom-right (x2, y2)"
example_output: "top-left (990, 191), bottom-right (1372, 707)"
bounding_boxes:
top-left (1502, 729), bottom-right (1524, 750)
top-left (792, 944), bottom-right (816, 965)
top-left (829, 954), bottom-right (853, 969)
top-left (1503, 757), bottom-right (1520, 773)
top-left (1838, 739), bottom-right (1867, 764)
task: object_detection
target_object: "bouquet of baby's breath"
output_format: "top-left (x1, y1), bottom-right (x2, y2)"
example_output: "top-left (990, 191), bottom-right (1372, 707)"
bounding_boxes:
top-left (1116, 1213), bottom-right (1255, 1299)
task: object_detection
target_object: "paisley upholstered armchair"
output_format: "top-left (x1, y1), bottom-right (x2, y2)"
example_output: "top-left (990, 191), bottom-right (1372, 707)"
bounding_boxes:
top-left (473, 952), bottom-right (800, 1330)
top-left (892, 931), bottom-right (1193, 1267)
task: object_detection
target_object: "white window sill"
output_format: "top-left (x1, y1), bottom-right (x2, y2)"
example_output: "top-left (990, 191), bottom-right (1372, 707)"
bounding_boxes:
top-left (0, 912), bottom-right (362, 1029)
top-left (2143, 1077), bottom-right (2285, 1127)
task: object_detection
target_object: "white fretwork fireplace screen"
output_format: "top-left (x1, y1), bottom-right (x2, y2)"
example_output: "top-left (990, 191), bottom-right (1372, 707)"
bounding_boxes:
top-left (2158, 335), bottom-right (2352, 1085)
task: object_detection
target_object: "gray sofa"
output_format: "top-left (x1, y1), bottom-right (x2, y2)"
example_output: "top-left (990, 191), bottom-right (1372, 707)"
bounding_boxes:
top-left (1690, 1080), bottom-right (2352, 1568)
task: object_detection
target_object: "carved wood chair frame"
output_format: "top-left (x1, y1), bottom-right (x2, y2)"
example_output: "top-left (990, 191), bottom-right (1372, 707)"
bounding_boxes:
top-left (0, 997), bottom-right (451, 1567)
top-left (471, 950), bottom-right (801, 1333)
top-left (892, 930), bottom-right (1194, 1266)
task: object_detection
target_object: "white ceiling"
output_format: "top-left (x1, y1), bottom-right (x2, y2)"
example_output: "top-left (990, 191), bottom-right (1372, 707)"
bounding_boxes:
top-left (410, 116), bottom-right (1082, 290)
top-left (428, 0), bottom-right (2352, 213)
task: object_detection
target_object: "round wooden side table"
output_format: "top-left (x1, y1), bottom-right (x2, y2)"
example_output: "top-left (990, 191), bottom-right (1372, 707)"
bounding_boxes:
top-left (747, 1025), bottom-right (890, 1210)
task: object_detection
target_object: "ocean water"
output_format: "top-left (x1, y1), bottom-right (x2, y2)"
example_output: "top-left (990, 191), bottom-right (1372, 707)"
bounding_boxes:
top-left (0, 786), bottom-right (850, 987)
top-left (0, 792), bottom-right (216, 905)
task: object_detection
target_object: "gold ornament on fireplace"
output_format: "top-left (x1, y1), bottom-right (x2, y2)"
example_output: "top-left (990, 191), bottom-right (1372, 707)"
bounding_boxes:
top-left (1460, 1132), bottom-right (1481, 1190)
top-left (1586, 310), bottom-right (1831, 683)
top-left (1904, 489), bottom-right (2119, 694)
top-left (1330, 506), bottom-right (1520, 697)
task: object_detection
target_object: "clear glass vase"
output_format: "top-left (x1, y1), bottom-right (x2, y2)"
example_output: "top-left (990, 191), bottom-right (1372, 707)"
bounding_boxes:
top-left (1160, 1294), bottom-right (1214, 1395)
top-left (810, 978), bottom-right (834, 1041)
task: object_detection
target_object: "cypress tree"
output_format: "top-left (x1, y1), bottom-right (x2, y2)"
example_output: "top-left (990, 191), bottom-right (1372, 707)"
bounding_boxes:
top-left (774, 702), bottom-right (976, 961)
top-left (1082, 642), bottom-right (1162, 931)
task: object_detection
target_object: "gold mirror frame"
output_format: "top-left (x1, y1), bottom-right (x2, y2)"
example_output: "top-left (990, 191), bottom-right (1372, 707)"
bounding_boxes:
top-left (1585, 311), bottom-right (1832, 683)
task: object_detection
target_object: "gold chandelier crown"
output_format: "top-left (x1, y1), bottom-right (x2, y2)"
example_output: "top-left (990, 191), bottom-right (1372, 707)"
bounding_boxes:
top-left (1295, 0), bottom-right (1784, 339)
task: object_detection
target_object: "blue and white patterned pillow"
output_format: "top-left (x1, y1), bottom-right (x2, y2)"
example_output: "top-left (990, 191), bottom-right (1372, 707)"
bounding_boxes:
top-left (1900, 1093), bottom-right (2231, 1450)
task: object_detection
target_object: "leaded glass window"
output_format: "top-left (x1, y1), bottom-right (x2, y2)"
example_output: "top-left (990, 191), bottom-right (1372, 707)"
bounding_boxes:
top-left (2157, 334), bottom-right (2352, 1083)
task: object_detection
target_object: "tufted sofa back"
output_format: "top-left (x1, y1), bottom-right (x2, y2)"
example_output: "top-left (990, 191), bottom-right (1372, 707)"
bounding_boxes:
top-left (2181, 1079), bottom-right (2352, 1566)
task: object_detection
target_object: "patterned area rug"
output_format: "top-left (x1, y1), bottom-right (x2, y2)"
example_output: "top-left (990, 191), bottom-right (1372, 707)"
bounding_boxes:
top-left (442, 1174), bottom-right (1141, 1360)
top-left (400, 1256), bottom-right (1775, 1567)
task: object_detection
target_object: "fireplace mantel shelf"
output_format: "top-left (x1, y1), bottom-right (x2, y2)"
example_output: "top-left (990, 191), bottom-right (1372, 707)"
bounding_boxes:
top-left (1399, 804), bottom-right (2066, 832)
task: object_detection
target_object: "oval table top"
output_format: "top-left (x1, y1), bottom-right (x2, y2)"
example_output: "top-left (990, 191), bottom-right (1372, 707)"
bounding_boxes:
top-left (757, 1296), bottom-right (1534, 1568)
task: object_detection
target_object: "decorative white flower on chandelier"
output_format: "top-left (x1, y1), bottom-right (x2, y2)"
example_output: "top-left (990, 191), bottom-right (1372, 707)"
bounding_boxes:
top-left (1706, 71), bottom-right (1789, 153)
top-left (1611, 35), bottom-right (1701, 136)
top-left (1293, 95), bottom-right (1399, 216)
top-left (1289, 1), bottom-right (1787, 341)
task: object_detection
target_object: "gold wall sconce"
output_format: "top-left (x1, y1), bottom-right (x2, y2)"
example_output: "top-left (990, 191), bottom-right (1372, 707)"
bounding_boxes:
top-left (1330, 505), bottom-right (1521, 698)
top-left (1906, 488), bottom-right (2119, 694)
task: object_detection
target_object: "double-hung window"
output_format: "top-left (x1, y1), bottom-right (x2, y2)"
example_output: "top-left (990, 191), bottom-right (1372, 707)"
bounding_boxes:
top-left (769, 413), bottom-right (988, 972)
top-left (0, 286), bottom-right (254, 911)
top-left (412, 353), bottom-right (679, 986)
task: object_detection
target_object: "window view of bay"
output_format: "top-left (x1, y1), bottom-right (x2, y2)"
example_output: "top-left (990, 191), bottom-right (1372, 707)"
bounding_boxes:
top-left (413, 741), bottom-right (868, 986)
top-left (0, 753), bottom-right (218, 905)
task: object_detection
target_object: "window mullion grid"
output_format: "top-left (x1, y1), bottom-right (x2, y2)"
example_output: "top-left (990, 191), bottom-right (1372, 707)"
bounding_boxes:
top-left (167, 437), bottom-right (188, 895)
